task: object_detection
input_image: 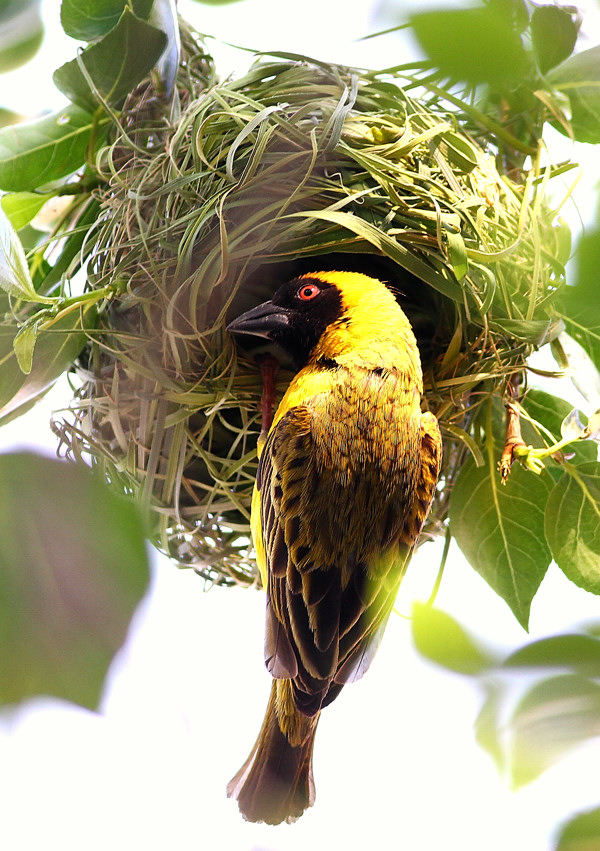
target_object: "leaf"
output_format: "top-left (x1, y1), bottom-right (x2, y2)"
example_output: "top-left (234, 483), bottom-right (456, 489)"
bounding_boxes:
top-left (503, 634), bottom-right (600, 676)
top-left (0, 0), bottom-right (43, 73)
top-left (410, 7), bottom-right (531, 87)
top-left (1, 191), bottom-right (51, 231)
top-left (0, 308), bottom-right (90, 424)
top-left (449, 439), bottom-right (553, 628)
top-left (555, 331), bottom-right (600, 412)
top-left (555, 807), bottom-right (600, 851)
top-left (149, 0), bottom-right (181, 99)
top-left (489, 317), bottom-right (557, 346)
top-left (521, 389), bottom-right (598, 467)
top-left (440, 130), bottom-right (480, 172)
top-left (0, 104), bottom-right (109, 192)
top-left (508, 674), bottom-right (600, 787)
top-left (53, 8), bottom-right (168, 113)
top-left (12, 318), bottom-right (39, 374)
top-left (548, 46), bottom-right (600, 144)
top-left (530, 6), bottom-right (579, 75)
top-left (586, 409), bottom-right (600, 442)
top-left (474, 683), bottom-right (505, 772)
top-left (560, 407), bottom-right (585, 440)
top-left (34, 196), bottom-right (101, 295)
top-left (545, 462), bottom-right (600, 594)
top-left (0, 108), bottom-right (22, 128)
top-left (289, 210), bottom-right (464, 302)
top-left (411, 602), bottom-right (495, 674)
top-left (0, 203), bottom-right (48, 302)
top-left (61, 0), bottom-right (154, 41)
top-left (445, 227), bottom-right (468, 281)
top-left (0, 451), bottom-right (150, 709)
top-left (487, 0), bottom-right (530, 35)
top-left (557, 207), bottom-right (600, 369)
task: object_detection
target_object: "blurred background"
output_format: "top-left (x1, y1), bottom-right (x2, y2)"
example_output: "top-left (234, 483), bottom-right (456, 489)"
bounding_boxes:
top-left (1, 1), bottom-right (600, 849)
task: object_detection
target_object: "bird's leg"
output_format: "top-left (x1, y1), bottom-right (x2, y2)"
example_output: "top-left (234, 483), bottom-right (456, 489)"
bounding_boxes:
top-left (257, 354), bottom-right (280, 438)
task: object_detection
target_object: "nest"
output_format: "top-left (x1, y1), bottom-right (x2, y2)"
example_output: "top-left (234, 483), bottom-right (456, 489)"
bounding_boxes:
top-left (54, 27), bottom-right (566, 586)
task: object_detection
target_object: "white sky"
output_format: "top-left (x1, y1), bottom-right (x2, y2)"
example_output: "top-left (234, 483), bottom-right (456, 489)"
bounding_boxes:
top-left (1, 1), bottom-right (600, 850)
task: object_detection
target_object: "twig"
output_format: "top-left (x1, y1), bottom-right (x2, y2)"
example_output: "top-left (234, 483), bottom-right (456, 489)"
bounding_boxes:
top-left (498, 374), bottom-right (527, 483)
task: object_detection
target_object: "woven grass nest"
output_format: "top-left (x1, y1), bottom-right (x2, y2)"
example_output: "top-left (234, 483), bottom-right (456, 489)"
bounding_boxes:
top-left (55, 29), bottom-right (566, 587)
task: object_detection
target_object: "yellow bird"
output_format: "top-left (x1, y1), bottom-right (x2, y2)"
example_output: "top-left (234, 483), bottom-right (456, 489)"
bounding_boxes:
top-left (226, 270), bottom-right (442, 824)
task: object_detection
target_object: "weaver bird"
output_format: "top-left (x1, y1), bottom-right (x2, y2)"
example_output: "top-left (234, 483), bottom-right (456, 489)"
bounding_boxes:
top-left (226, 270), bottom-right (441, 824)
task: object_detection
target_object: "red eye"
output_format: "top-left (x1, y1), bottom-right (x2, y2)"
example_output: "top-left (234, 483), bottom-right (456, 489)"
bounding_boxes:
top-left (297, 284), bottom-right (320, 301)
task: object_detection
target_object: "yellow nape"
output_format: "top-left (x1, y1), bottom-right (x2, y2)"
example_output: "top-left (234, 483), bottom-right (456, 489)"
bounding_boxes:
top-left (307, 270), bottom-right (398, 314)
top-left (304, 270), bottom-right (420, 374)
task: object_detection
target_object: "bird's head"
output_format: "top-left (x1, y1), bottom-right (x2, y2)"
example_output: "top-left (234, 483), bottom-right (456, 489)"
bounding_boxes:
top-left (227, 270), bottom-right (421, 375)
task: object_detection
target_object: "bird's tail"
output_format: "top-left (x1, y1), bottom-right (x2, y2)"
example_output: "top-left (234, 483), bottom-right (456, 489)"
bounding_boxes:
top-left (227, 679), bottom-right (319, 825)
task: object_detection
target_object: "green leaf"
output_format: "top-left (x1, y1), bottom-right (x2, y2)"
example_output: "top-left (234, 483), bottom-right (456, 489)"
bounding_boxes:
top-left (0, 0), bottom-right (43, 73)
top-left (61, 0), bottom-right (154, 41)
top-left (489, 317), bottom-right (557, 346)
top-left (35, 196), bottom-right (100, 294)
top-left (0, 308), bottom-right (90, 424)
top-left (411, 602), bottom-right (495, 674)
top-left (53, 8), bottom-right (168, 113)
top-left (586, 410), bottom-right (600, 442)
top-left (149, 0), bottom-right (181, 98)
top-left (508, 674), bottom-right (600, 787)
top-left (12, 318), bottom-right (39, 373)
top-left (440, 130), bottom-right (480, 173)
top-left (558, 213), bottom-right (600, 370)
top-left (521, 388), bottom-right (598, 467)
top-left (560, 407), bottom-right (585, 440)
top-left (0, 104), bottom-right (109, 191)
top-left (0, 203), bottom-right (49, 302)
top-left (548, 46), bottom-right (600, 144)
top-left (410, 7), bottom-right (531, 87)
top-left (555, 807), bottom-right (600, 851)
top-left (474, 684), bottom-right (505, 771)
top-left (504, 633), bottom-right (600, 676)
top-left (445, 227), bottom-right (468, 281)
top-left (487, 0), bottom-right (529, 35)
top-left (0, 451), bottom-right (150, 709)
top-left (449, 428), bottom-right (553, 628)
top-left (545, 462), bottom-right (600, 593)
top-left (0, 108), bottom-right (22, 128)
top-left (530, 6), bottom-right (579, 75)
top-left (289, 210), bottom-right (464, 302)
top-left (1, 191), bottom-right (50, 231)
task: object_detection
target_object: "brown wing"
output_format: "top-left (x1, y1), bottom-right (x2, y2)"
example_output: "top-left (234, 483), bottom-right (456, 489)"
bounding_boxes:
top-left (258, 406), bottom-right (342, 693)
top-left (257, 399), bottom-right (440, 716)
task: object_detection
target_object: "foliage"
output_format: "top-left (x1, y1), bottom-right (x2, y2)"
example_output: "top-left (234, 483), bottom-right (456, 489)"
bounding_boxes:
top-left (411, 603), bottom-right (600, 850)
top-left (0, 0), bottom-right (43, 74)
top-left (0, 0), bottom-right (597, 728)
top-left (0, 451), bottom-right (149, 709)
top-left (408, 1), bottom-right (600, 151)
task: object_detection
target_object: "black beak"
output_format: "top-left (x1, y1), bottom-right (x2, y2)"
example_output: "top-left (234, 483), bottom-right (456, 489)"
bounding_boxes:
top-left (227, 301), bottom-right (291, 341)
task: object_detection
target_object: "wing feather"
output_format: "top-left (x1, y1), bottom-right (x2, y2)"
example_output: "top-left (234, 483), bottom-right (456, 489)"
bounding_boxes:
top-left (254, 379), bottom-right (442, 718)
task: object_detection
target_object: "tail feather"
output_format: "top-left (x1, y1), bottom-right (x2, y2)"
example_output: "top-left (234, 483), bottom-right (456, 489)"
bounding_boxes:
top-left (227, 681), bottom-right (319, 825)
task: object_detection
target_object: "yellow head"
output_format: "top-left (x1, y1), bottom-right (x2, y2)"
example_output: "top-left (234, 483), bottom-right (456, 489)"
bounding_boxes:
top-left (227, 270), bottom-right (422, 381)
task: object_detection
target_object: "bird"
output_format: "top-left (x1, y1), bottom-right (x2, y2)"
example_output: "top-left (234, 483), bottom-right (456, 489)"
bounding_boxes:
top-left (226, 270), bottom-right (442, 824)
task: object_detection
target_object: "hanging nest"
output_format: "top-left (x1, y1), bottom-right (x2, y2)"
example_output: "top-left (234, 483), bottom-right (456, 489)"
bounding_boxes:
top-left (54, 26), bottom-right (566, 587)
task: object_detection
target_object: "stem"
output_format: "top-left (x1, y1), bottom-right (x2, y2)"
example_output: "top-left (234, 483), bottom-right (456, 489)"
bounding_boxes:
top-left (499, 375), bottom-right (526, 483)
top-left (426, 524), bottom-right (452, 606)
